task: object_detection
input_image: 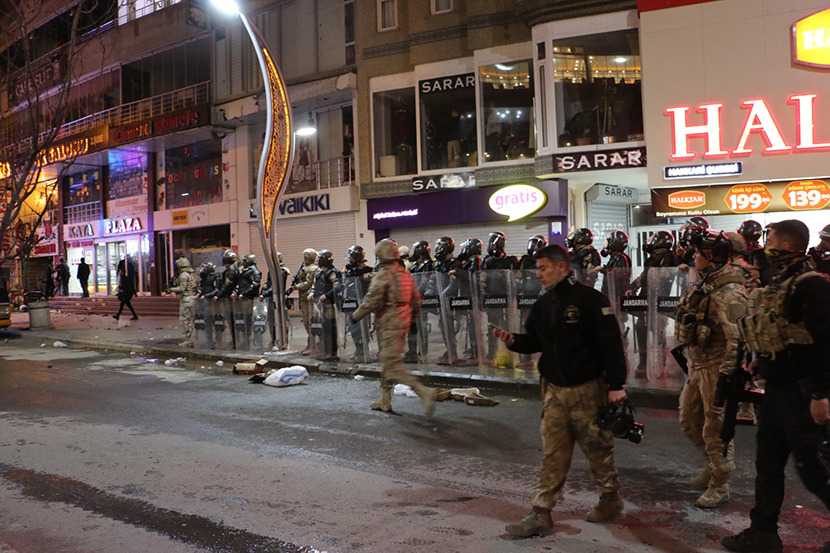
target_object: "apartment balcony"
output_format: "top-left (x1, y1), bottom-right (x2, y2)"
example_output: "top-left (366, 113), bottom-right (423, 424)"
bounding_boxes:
top-left (286, 155), bottom-right (355, 194)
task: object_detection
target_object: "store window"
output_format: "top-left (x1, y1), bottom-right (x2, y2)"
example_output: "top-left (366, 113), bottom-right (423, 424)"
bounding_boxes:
top-left (108, 149), bottom-right (149, 200)
top-left (551, 29), bottom-right (643, 147)
top-left (373, 87), bottom-right (416, 177)
top-left (378, 0), bottom-right (397, 31)
top-left (63, 169), bottom-right (102, 223)
top-left (480, 60), bottom-right (534, 163)
top-left (419, 73), bottom-right (477, 170)
top-left (164, 139), bottom-right (222, 209)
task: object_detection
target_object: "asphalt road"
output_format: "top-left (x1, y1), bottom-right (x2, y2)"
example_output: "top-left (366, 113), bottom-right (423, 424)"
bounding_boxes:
top-left (0, 333), bottom-right (826, 553)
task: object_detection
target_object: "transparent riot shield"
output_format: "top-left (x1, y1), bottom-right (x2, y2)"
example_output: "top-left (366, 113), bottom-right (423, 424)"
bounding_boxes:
top-left (514, 269), bottom-right (544, 370)
top-left (251, 298), bottom-right (270, 351)
top-left (340, 276), bottom-right (375, 363)
top-left (571, 267), bottom-right (599, 289)
top-left (645, 267), bottom-right (685, 384)
top-left (192, 298), bottom-right (213, 350)
top-left (232, 298), bottom-right (252, 351)
top-left (433, 272), bottom-right (461, 365)
top-left (603, 266), bottom-right (634, 375)
top-left (212, 299), bottom-right (234, 351)
top-left (311, 298), bottom-right (339, 360)
top-left (409, 271), bottom-right (437, 364)
top-left (445, 269), bottom-right (481, 366)
top-left (476, 269), bottom-right (518, 369)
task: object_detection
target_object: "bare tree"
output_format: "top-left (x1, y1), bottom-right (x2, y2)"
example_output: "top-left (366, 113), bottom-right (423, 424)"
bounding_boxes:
top-left (0, 0), bottom-right (113, 274)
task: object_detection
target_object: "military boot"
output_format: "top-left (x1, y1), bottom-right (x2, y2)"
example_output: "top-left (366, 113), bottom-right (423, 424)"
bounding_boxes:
top-left (736, 402), bottom-right (757, 424)
top-left (370, 388), bottom-right (393, 412)
top-left (695, 483), bottom-right (729, 508)
top-left (505, 506), bottom-right (553, 538)
top-left (179, 339), bottom-right (194, 347)
top-left (586, 492), bottom-right (624, 522)
top-left (689, 468), bottom-right (712, 490)
top-left (721, 528), bottom-right (783, 553)
top-left (414, 384), bottom-right (437, 417)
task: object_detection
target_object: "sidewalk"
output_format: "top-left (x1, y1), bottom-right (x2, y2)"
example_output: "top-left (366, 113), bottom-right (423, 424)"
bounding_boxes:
top-left (5, 309), bottom-right (682, 407)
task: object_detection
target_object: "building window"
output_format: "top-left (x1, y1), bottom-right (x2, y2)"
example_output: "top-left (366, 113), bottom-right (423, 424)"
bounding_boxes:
top-left (373, 88), bottom-right (416, 177)
top-left (431, 0), bottom-right (452, 15)
top-left (551, 29), bottom-right (643, 147)
top-left (419, 73), bottom-right (477, 170)
top-left (345, 0), bottom-right (355, 64)
top-left (163, 139), bottom-right (222, 209)
top-left (378, 0), bottom-right (397, 31)
top-left (480, 60), bottom-right (535, 163)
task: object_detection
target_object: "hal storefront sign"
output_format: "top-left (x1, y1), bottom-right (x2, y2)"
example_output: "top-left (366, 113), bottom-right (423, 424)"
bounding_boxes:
top-left (554, 147), bottom-right (646, 172)
top-left (104, 217), bottom-right (143, 235)
top-left (488, 184), bottom-right (547, 222)
top-left (652, 178), bottom-right (830, 217)
top-left (794, 8), bottom-right (830, 68)
top-left (412, 172), bottom-right (475, 193)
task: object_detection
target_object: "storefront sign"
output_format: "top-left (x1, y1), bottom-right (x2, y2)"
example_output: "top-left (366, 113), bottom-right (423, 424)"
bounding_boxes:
top-left (664, 161), bottom-right (742, 179)
top-left (419, 73), bottom-right (475, 95)
top-left (665, 93), bottom-right (830, 161)
top-left (585, 184), bottom-right (638, 205)
top-left (488, 184), bottom-right (547, 222)
top-left (554, 147), bottom-right (646, 172)
top-left (11, 57), bottom-right (63, 103)
top-left (108, 105), bottom-right (208, 146)
top-left (276, 186), bottom-right (359, 220)
top-left (793, 8), bottom-right (830, 68)
top-left (411, 173), bottom-right (475, 193)
top-left (33, 243), bottom-right (57, 255)
top-left (172, 210), bottom-right (189, 225)
top-left (65, 222), bottom-right (98, 240)
top-left (104, 217), bottom-right (143, 235)
top-left (652, 178), bottom-right (830, 217)
top-left (37, 125), bottom-right (108, 166)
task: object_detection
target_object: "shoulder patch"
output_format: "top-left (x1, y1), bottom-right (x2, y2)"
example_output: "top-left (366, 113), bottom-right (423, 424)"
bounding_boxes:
top-left (602, 306), bottom-right (614, 316)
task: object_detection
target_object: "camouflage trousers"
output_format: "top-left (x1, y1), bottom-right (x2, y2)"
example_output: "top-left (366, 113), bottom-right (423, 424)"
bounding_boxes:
top-left (299, 296), bottom-right (311, 334)
top-left (179, 296), bottom-right (194, 339)
top-left (678, 363), bottom-right (735, 485)
top-left (531, 378), bottom-right (620, 510)
top-left (378, 324), bottom-right (423, 391)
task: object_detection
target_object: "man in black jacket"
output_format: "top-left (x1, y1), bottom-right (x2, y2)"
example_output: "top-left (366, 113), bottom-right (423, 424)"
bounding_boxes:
top-left (493, 244), bottom-right (628, 538)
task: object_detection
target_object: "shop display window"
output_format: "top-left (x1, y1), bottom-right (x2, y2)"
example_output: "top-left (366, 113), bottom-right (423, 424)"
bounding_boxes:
top-left (551, 29), bottom-right (643, 147)
top-left (164, 139), bottom-right (222, 209)
top-left (419, 73), bottom-right (477, 170)
top-left (108, 149), bottom-right (149, 200)
top-left (373, 88), bottom-right (416, 177)
top-left (479, 60), bottom-right (535, 163)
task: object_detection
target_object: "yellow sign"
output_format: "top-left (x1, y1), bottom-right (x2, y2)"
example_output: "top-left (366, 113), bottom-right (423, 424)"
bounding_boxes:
top-left (794, 8), bottom-right (830, 68)
top-left (172, 210), bottom-right (188, 225)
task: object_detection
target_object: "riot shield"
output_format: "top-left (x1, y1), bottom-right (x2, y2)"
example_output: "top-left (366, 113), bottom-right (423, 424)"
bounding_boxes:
top-left (212, 298), bottom-right (234, 351)
top-left (514, 269), bottom-right (544, 370)
top-left (433, 272), bottom-right (461, 365)
top-left (445, 269), bottom-right (481, 366)
top-left (409, 271), bottom-right (437, 363)
top-left (232, 298), bottom-right (253, 351)
top-left (645, 267), bottom-right (685, 383)
top-left (192, 298), bottom-right (213, 350)
top-left (604, 267), bottom-right (634, 374)
top-left (476, 269), bottom-right (518, 368)
top-left (251, 298), bottom-right (270, 351)
top-left (340, 275), bottom-right (375, 363)
top-left (311, 298), bottom-right (339, 360)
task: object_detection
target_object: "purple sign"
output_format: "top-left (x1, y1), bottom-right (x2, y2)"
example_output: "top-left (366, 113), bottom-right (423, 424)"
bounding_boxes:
top-left (367, 179), bottom-right (567, 230)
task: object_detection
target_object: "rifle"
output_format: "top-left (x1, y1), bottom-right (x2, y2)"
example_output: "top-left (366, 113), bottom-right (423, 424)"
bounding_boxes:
top-left (286, 263), bottom-right (303, 296)
top-left (670, 344), bottom-right (688, 375)
top-left (714, 342), bottom-right (764, 456)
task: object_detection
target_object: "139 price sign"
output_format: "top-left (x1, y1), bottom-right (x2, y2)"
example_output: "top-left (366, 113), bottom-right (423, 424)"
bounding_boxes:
top-left (724, 184), bottom-right (772, 214)
top-left (782, 180), bottom-right (830, 211)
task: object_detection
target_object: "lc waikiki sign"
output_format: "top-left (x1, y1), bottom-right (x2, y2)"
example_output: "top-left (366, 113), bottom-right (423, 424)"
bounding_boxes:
top-left (793, 8), bottom-right (830, 68)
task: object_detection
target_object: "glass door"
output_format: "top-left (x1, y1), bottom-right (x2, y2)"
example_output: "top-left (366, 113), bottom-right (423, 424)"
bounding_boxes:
top-left (107, 242), bottom-right (126, 295)
top-left (95, 244), bottom-right (107, 294)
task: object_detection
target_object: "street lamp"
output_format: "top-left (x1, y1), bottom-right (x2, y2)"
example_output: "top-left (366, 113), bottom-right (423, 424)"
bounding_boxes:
top-left (211, 0), bottom-right (294, 349)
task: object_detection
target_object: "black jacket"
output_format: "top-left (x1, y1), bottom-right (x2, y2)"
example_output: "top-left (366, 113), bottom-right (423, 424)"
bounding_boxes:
top-left (508, 276), bottom-right (627, 391)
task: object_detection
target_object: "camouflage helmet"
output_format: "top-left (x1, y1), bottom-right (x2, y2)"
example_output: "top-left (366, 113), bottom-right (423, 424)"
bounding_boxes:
top-left (175, 257), bottom-right (191, 269)
top-left (434, 236), bottom-right (455, 260)
top-left (242, 254), bottom-right (257, 267)
top-left (410, 240), bottom-right (431, 263)
top-left (689, 228), bottom-right (732, 257)
top-left (604, 230), bottom-right (629, 253)
top-left (398, 245), bottom-right (411, 259)
top-left (317, 250), bottom-right (335, 269)
top-left (566, 228), bottom-right (594, 249)
top-left (820, 224), bottom-right (830, 242)
top-left (222, 249), bottom-right (238, 265)
top-left (302, 248), bottom-right (317, 264)
top-left (459, 237), bottom-right (482, 259)
top-left (737, 220), bottom-right (763, 244)
top-left (347, 245), bottom-right (365, 264)
top-left (487, 231), bottom-right (507, 256)
top-left (375, 239), bottom-right (400, 262)
top-left (644, 230), bottom-right (674, 254)
top-left (527, 235), bottom-right (547, 256)
top-left (198, 262), bottom-right (216, 277)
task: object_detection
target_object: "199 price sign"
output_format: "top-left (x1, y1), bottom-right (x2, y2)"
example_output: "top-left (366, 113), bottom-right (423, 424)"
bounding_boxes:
top-left (782, 180), bottom-right (830, 211)
top-left (724, 184), bottom-right (772, 214)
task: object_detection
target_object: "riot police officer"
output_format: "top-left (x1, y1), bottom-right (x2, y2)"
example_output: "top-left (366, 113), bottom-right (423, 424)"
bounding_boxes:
top-left (433, 236), bottom-right (461, 365)
top-left (481, 232), bottom-right (518, 363)
top-left (598, 230), bottom-right (632, 298)
top-left (457, 237), bottom-right (482, 272)
top-left (677, 216), bottom-right (710, 268)
top-left (567, 228), bottom-right (600, 288)
top-left (517, 235), bottom-right (547, 369)
top-left (343, 245), bottom-right (373, 360)
top-left (405, 240), bottom-right (434, 363)
top-left (455, 237), bottom-right (482, 360)
top-left (308, 250), bottom-right (341, 361)
top-left (807, 223), bottom-right (830, 274)
top-left (234, 254), bottom-right (262, 299)
top-left (167, 257), bottom-right (198, 347)
top-left (197, 262), bottom-right (219, 297)
top-left (204, 249), bottom-right (240, 300)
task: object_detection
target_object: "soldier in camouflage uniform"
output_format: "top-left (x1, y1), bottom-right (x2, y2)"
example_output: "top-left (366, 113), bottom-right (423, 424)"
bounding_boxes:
top-left (493, 245), bottom-right (628, 538)
top-left (167, 257), bottom-right (198, 347)
top-left (287, 249), bottom-right (318, 354)
top-left (351, 239), bottom-right (437, 416)
top-left (674, 228), bottom-right (748, 509)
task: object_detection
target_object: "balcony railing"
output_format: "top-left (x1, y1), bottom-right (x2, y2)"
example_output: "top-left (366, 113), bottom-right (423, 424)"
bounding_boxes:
top-left (2, 81), bottom-right (211, 157)
top-left (64, 201), bottom-right (102, 225)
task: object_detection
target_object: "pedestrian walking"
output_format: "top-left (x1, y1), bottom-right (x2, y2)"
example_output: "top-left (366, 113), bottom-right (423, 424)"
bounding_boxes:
top-left (721, 219), bottom-right (830, 553)
top-left (77, 257), bottom-right (90, 297)
top-left (40, 262), bottom-right (55, 298)
top-left (56, 258), bottom-right (70, 296)
top-left (350, 239), bottom-right (436, 416)
top-left (113, 257), bottom-right (138, 321)
top-left (492, 244), bottom-right (628, 538)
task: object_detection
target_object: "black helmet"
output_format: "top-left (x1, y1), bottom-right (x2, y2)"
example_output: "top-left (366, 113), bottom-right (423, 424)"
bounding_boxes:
top-left (410, 240), bottom-right (431, 263)
top-left (487, 231), bottom-right (507, 257)
top-left (222, 249), bottom-right (238, 265)
top-left (566, 228), bottom-right (593, 249)
top-left (458, 238), bottom-right (482, 261)
top-left (242, 254), bottom-right (257, 267)
top-left (820, 224), bottom-right (830, 242)
top-left (737, 220), bottom-right (763, 244)
top-left (434, 236), bottom-right (455, 261)
top-left (644, 231), bottom-right (674, 254)
top-left (678, 217), bottom-right (710, 247)
top-left (689, 228), bottom-right (732, 257)
top-left (317, 250), bottom-right (335, 269)
top-left (527, 234), bottom-right (547, 256)
top-left (199, 262), bottom-right (216, 277)
top-left (604, 230), bottom-right (629, 253)
top-left (347, 245), bottom-right (365, 264)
